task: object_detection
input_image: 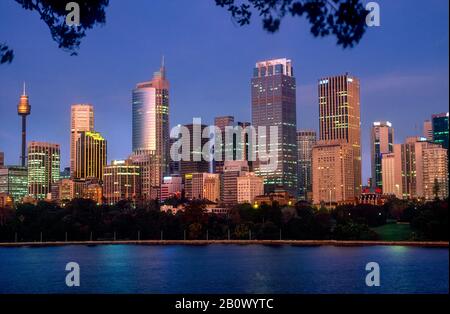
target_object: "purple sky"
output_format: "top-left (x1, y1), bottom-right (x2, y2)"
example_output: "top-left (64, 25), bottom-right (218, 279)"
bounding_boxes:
top-left (0, 0), bottom-right (448, 183)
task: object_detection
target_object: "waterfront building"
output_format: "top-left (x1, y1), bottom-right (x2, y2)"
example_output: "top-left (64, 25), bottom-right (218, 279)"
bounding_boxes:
top-left (161, 175), bottom-right (183, 201)
top-left (75, 131), bottom-right (107, 181)
top-left (251, 58), bottom-right (298, 196)
top-left (222, 160), bottom-right (249, 206)
top-left (103, 160), bottom-right (141, 205)
top-left (370, 121), bottom-right (394, 191)
top-left (70, 104), bottom-right (94, 176)
top-left (432, 112), bottom-right (449, 149)
top-left (312, 140), bottom-right (354, 204)
top-left (297, 130), bottom-right (316, 201)
top-left (27, 141), bottom-right (60, 200)
top-left (236, 172), bottom-right (264, 204)
top-left (318, 74), bottom-right (362, 196)
top-left (132, 59), bottom-right (170, 199)
top-left (184, 173), bottom-right (220, 202)
top-left (0, 166), bottom-right (28, 203)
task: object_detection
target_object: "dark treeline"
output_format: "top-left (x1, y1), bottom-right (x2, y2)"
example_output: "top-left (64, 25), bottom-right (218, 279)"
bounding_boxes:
top-left (0, 198), bottom-right (447, 242)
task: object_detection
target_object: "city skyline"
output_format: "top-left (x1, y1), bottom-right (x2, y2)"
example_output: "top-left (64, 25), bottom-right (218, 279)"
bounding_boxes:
top-left (0, 0), bottom-right (448, 185)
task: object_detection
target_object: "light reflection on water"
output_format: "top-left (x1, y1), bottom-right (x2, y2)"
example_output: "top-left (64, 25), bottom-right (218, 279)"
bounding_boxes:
top-left (0, 245), bottom-right (447, 294)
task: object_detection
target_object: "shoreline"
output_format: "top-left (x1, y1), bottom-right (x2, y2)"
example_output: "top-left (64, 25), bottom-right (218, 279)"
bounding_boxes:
top-left (0, 239), bottom-right (448, 248)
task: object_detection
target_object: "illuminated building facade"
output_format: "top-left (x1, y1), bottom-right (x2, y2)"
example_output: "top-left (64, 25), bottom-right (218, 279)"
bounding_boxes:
top-left (318, 74), bottom-right (361, 196)
top-left (27, 141), bottom-right (60, 200)
top-left (103, 160), bottom-right (141, 205)
top-left (0, 166), bottom-right (28, 203)
top-left (75, 131), bottom-right (107, 181)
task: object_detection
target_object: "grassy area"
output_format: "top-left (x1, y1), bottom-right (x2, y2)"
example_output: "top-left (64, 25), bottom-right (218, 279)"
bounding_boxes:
top-left (372, 223), bottom-right (413, 241)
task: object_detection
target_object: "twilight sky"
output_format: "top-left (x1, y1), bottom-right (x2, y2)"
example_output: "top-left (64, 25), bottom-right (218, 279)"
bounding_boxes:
top-left (0, 0), bottom-right (448, 183)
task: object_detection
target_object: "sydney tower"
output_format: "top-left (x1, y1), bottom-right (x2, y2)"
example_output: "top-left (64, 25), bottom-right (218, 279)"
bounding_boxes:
top-left (17, 83), bottom-right (31, 167)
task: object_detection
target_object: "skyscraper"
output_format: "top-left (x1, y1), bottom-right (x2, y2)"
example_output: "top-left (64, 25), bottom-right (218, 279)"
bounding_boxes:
top-left (0, 151), bottom-right (4, 166)
top-left (70, 104), bottom-right (94, 176)
top-left (297, 130), bottom-right (316, 201)
top-left (75, 131), bottom-right (107, 181)
top-left (370, 121), bottom-right (394, 191)
top-left (27, 141), bottom-right (60, 200)
top-left (432, 112), bottom-right (449, 149)
top-left (17, 83), bottom-right (31, 167)
top-left (251, 58), bottom-right (298, 196)
top-left (131, 59), bottom-right (170, 199)
top-left (318, 73), bottom-right (362, 196)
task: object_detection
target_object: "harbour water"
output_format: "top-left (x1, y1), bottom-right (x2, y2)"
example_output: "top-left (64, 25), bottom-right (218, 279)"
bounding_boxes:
top-left (0, 244), bottom-right (447, 293)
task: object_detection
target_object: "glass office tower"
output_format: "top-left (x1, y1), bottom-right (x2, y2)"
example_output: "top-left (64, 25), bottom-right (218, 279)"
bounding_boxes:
top-left (251, 58), bottom-right (298, 196)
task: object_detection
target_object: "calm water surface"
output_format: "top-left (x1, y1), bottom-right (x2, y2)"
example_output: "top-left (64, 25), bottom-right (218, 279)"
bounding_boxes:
top-left (0, 245), bottom-right (448, 293)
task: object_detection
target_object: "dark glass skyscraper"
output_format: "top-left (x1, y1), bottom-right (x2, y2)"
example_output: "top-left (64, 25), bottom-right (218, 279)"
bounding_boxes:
top-left (432, 112), bottom-right (449, 149)
top-left (370, 121), bottom-right (394, 191)
top-left (251, 58), bottom-right (298, 196)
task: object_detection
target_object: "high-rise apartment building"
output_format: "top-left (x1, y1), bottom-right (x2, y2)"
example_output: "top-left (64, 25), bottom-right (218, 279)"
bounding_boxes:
top-left (0, 151), bottom-right (4, 166)
top-left (0, 166), bottom-right (28, 203)
top-left (103, 160), bottom-right (141, 205)
top-left (370, 121), bottom-right (394, 191)
top-left (318, 74), bottom-right (362, 196)
top-left (312, 140), bottom-right (354, 204)
top-left (70, 104), bottom-right (94, 176)
top-left (391, 137), bottom-right (448, 199)
top-left (422, 145), bottom-right (448, 200)
top-left (27, 141), bottom-right (60, 200)
top-left (237, 172), bottom-right (264, 204)
top-left (75, 131), bottom-right (107, 181)
top-left (131, 60), bottom-right (170, 200)
top-left (251, 58), bottom-right (298, 196)
top-left (432, 112), bottom-right (449, 149)
top-left (297, 130), bottom-right (316, 201)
